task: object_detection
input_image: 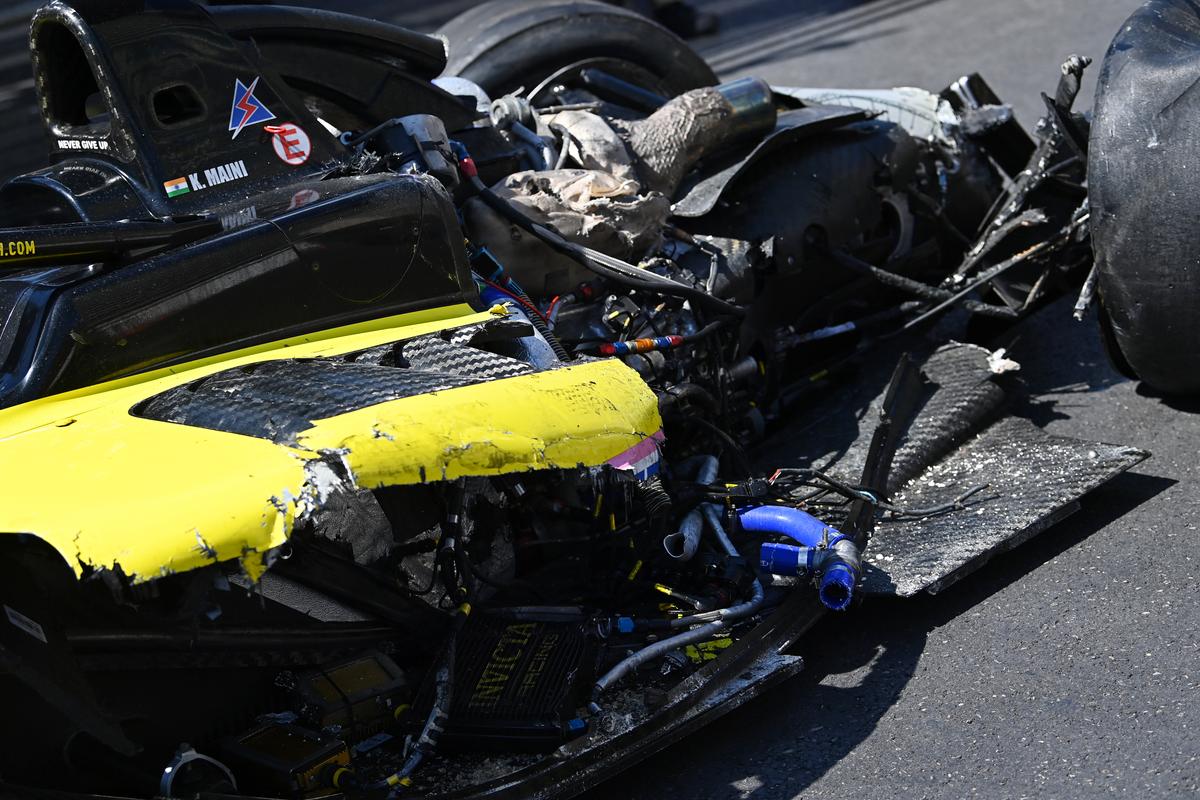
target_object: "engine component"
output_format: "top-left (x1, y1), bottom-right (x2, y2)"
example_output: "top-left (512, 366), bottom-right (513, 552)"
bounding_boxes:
top-left (490, 94), bottom-right (558, 170)
top-left (593, 507), bottom-right (764, 703)
top-left (623, 77), bottom-right (777, 197)
top-left (355, 114), bottom-right (460, 188)
top-left (713, 77), bottom-right (777, 141)
top-left (543, 109), bottom-right (639, 184)
top-left (459, 157), bottom-right (742, 316)
top-left (490, 94), bottom-right (539, 132)
top-left (221, 722), bottom-right (351, 798)
top-left (288, 652), bottom-right (409, 739)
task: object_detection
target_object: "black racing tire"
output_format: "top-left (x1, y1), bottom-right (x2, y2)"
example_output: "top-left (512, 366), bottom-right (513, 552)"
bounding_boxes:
top-left (1090, 0), bottom-right (1200, 395)
top-left (436, 0), bottom-right (717, 99)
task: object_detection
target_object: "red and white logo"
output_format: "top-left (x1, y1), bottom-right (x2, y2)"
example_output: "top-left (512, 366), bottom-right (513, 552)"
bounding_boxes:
top-left (266, 123), bottom-right (311, 165)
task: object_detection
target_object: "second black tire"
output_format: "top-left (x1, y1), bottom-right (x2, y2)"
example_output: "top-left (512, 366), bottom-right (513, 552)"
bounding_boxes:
top-left (1090, 0), bottom-right (1200, 395)
top-left (436, 0), bottom-right (717, 99)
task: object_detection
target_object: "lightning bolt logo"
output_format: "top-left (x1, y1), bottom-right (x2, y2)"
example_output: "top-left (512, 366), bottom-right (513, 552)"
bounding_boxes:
top-left (227, 77), bottom-right (276, 139)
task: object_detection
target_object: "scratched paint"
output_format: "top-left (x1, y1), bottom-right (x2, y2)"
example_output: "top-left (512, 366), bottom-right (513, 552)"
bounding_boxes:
top-left (0, 307), bottom-right (662, 584)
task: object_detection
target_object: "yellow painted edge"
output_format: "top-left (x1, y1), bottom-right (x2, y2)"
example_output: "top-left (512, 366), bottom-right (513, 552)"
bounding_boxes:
top-left (0, 306), bottom-right (664, 585)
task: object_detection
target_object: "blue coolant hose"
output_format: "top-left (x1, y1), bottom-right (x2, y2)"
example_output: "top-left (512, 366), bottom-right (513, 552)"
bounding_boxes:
top-left (739, 505), bottom-right (861, 612)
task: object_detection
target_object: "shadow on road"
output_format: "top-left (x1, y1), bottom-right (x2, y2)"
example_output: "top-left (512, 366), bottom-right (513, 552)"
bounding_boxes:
top-left (698, 0), bottom-right (954, 75)
top-left (1132, 382), bottom-right (1200, 415)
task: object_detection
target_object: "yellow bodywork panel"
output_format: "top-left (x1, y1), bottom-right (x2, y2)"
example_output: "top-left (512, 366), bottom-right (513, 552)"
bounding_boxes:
top-left (0, 305), bottom-right (662, 583)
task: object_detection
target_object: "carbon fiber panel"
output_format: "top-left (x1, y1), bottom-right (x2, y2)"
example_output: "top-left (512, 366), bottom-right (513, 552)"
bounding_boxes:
top-left (827, 343), bottom-right (1007, 495)
top-left (863, 416), bottom-right (1146, 595)
top-left (134, 329), bottom-right (536, 444)
top-left (759, 342), bottom-right (1146, 597)
top-left (400, 334), bottom-right (533, 380)
top-left (135, 358), bottom-right (477, 443)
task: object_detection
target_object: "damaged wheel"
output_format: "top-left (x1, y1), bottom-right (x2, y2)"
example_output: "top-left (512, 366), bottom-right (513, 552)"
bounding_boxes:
top-left (437, 0), bottom-right (717, 100)
top-left (1090, 0), bottom-right (1200, 395)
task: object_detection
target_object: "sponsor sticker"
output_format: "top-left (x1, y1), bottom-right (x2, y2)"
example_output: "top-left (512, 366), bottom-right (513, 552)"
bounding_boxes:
top-left (228, 76), bottom-right (275, 139)
top-left (266, 123), bottom-right (311, 166)
top-left (0, 240), bottom-right (35, 258)
top-left (57, 138), bottom-right (109, 152)
top-left (4, 605), bottom-right (47, 643)
top-left (164, 160), bottom-right (249, 198)
top-left (163, 176), bottom-right (189, 198)
top-left (199, 159), bottom-right (249, 188)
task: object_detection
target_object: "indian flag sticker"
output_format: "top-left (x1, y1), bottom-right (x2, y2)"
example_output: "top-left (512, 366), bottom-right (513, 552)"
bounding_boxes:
top-left (163, 177), bottom-right (189, 198)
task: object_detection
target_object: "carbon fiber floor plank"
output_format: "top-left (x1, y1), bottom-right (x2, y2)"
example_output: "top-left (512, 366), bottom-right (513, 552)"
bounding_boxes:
top-left (754, 340), bottom-right (1146, 597)
top-left (862, 416), bottom-right (1147, 595)
top-left (823, 343), bottom-right (1007, 494)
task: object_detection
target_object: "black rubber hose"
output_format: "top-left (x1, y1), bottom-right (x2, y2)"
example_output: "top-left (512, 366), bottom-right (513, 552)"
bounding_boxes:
top-left (690, 417), bottom-right (754, 478)
top-left (373, 606), bottom-right (468, 791)
top-left (658, 381), bottom-right (719, 415)
top-left (439, 487), bottom-right (471, 604)
top-left (682, 319), bottom-right (730, 344)
top-left (827, 248), bottom-right (1017, 319)
top-left (513, 283), bottom-right (573, 362)
top-left (639, 476), bottom-right (675, 534)
top-left (453, 537), bottom-right (476, 604)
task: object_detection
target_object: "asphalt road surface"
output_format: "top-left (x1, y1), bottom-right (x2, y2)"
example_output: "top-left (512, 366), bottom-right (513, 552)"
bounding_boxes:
top-left (2, 0), bottom-right (1196, 798)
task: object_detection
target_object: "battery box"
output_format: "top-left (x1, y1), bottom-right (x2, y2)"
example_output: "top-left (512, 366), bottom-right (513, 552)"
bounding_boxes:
top-left (290, 651), bottom-right (408, 738)
top-left (221, 722), bottom-right (349, 798)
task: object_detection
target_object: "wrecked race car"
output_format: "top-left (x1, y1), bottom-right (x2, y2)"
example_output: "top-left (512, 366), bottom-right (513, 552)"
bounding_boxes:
top-left (0, 0), bottom-right (1166, 798)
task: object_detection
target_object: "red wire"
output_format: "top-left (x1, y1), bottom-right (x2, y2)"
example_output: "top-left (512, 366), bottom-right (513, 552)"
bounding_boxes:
top-left (482, 278), bottom-right (547, 321)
